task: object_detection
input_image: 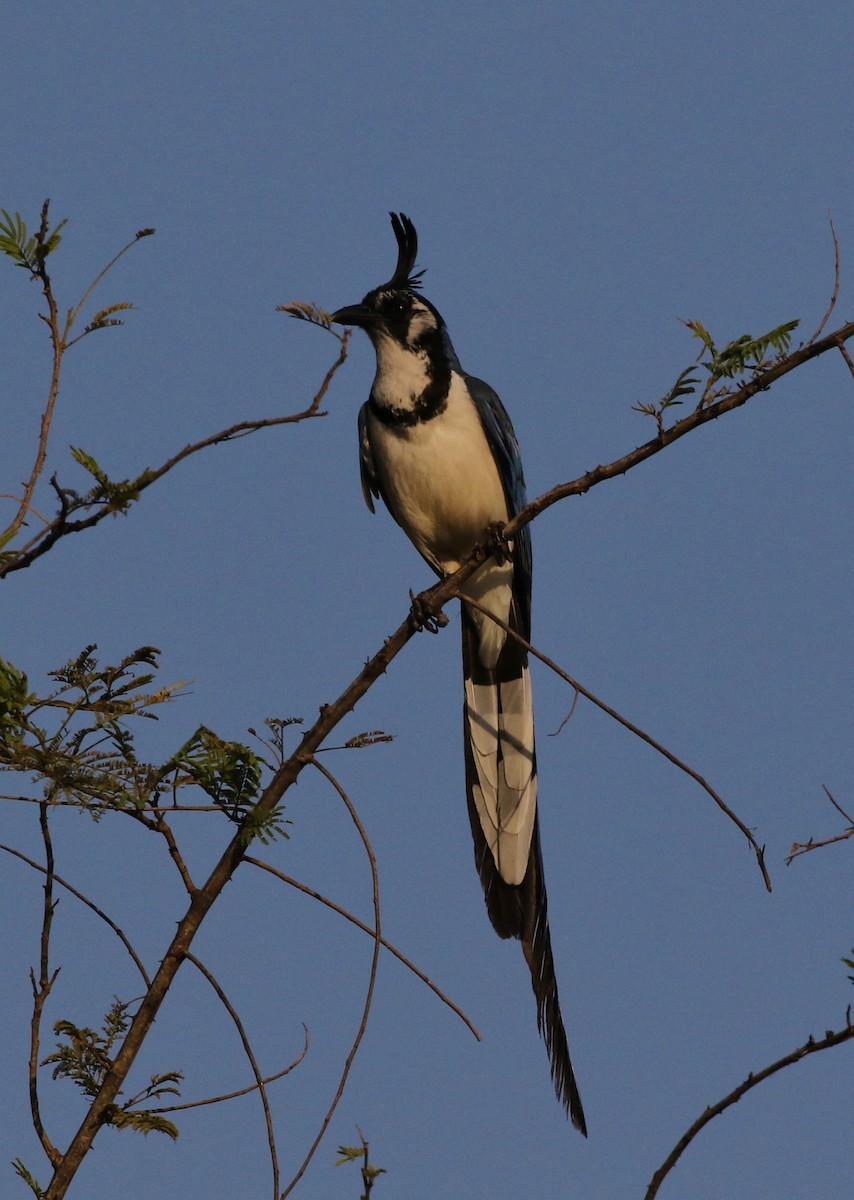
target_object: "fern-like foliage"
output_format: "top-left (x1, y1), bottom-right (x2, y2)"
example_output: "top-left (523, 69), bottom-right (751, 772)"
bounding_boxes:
top-left (11, 1159), bottom-right (44, 1199)
top-left (842, 948), bottom-right (854, 985)
top-left (1, 646), bottom-right (297, 837)
top-left (634, 316), bottom-right (800, 433)
top-left (0, 206), bottom-right (66, 274)
top-left (0, 645), bottom-right (185, 817)
top-left (336, 1138), bottom-right (386, 1198)
top-left (684, 317), bottom-right (800, 381)
top-left (42, 998), bottom-right (182, 1140)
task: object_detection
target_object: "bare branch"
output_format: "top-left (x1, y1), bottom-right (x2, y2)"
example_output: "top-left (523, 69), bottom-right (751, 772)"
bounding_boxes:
top-left (805, 213), bottom-right (841, 347)
top-left (28, 803), bottom-right (62, 1167)
top-left (152, 1024), bottom-right (309, 1112)
top-left (245, 856), bottom-right (481, 1040)
top-left (184, 952), bottom-right (279, 1198)
top-left (280, 758), bottom-right (382, 1199)
top-left (644, 1009), bottom-right (854, 1200)
top-left (458, 591), bottom-right (771, 892)
top-left (0, 332), bottom-right (349, 579)
top-left (0, 842), bottom-right (151, 987)
top-left (837, 338), bottom-right (854, 384)
top-left (786, 785), bottom-right (854, 864)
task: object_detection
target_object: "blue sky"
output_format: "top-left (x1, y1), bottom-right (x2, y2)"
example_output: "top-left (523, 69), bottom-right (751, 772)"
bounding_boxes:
top-left (2, 3), bottom-right (853, 1197)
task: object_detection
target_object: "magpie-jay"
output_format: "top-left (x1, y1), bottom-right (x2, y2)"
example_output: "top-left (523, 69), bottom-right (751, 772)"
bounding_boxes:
top-left (332, 214), bottom-right (586, 1134)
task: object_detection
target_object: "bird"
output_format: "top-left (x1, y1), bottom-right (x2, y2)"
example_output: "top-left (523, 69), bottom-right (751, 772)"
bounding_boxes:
top-left (331, 213), bottom-right (586, 1135)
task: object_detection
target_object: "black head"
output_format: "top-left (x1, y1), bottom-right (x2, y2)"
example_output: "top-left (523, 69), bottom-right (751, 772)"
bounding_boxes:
top-left (332, 213), bottom-right (457, 362)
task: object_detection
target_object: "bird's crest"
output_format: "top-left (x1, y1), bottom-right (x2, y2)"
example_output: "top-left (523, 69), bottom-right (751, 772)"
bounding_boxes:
top-left (384, 212), bottom-right (426, 291)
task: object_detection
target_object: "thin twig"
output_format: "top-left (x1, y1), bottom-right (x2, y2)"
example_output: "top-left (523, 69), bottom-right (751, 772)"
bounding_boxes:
top-left (245, 856), bottom-right (480, 1040)
top-left (152, 1025), bottom-right (309, 1113)
top-left (1, 205), bottom-right (64, 553)
top-left (184, 952), bottom-right (279, 1199)
top-left (28, 802), bottom-right (62, 1167)
top-left (0, 793), bottom-right (244, 812)
top-left (1, 841), bottom-right (151, 986)
top-left (786, 785), bottom-right (854, 864)
top-left (805, 213), bottom-right (840, 347)
top-left (280, 759), bottom-right (383, 1199)
top-left (149, 811), bottom-right (197, 895)
top-left (0, 334), bottom-right (348, 577)
top-left (64, 229), bottom-right (153, 345)
top-left (837, 338), bottom-right (854, 383)
top-left (644, 1008), bottom-right (854, 1200)
top-left (458, 591), bottom-right (772, 892)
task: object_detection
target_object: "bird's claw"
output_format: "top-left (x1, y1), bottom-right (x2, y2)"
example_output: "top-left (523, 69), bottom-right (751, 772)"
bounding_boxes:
top-left (486, 521), bottom-right (512, 565)
top-left (409, 589), bottom-right (449, 634)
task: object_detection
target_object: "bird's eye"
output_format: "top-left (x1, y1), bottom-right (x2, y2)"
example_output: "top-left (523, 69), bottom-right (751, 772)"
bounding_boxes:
top-left (382, 294), bottom-right (409, 317)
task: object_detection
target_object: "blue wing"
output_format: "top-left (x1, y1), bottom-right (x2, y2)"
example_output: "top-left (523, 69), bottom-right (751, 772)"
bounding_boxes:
top-left (358, 401), bottom-right (379, 514)
top-left (464, 373), bottom-right (532, 634)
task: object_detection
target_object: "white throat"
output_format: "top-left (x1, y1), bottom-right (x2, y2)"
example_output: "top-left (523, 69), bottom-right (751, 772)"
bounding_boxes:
top-left (371, 332), bottom-right (433, 412)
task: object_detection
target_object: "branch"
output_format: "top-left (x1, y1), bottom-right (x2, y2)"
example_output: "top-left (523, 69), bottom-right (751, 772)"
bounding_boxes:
top-left (0, 205), bottom-right (64, 554)
top-left (804, 213), bottom-right (840, 346)
top-left (245, 857), bottom-right (480, 1040)
top-left (503, 318), bottom-right (854, 541)
top-left (28, 803), bottom-right (62, 1167)
top-left (0, 842), bottom-right (151, 987)
top-left (786, 785), bottom-right (854, 864)
top-left (0, 332), bottom-right (349, 579)
top-left (280, 759), bottom-right (382, 1199)
top-left (458, 591), bottom-right (771, 891)
top-left (152, 1024), bottom-right (308, 1112)
top-left (184, 952), bottom-right (280, 1199)
top-left (644, 1009), bottom-right (854, 1200)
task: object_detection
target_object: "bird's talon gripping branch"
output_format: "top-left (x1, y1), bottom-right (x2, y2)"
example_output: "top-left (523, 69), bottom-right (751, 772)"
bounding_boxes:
top-left (485, 519), bottom-right (512, 565)
top-left (408, 588), bottom-right (448, 634)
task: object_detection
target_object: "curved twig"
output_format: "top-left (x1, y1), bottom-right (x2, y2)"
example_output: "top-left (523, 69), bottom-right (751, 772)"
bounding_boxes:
top-left (152, 1025), bottom-right (309, 1113)
top-left (644, 1009), bottom-right (854, 1200)
top-left (245, 857), bottom-right (480, 1040)
top-left (458, 591), bottom-right (772, 892)
top-left (183, 952), bottom-right (280, 1198)
top-left (804, 213), bottom-right (840, 347)
top-left (28, 803), bottom-right (62, 1167)
top-left (280, 758), bottom-right (382, 1199)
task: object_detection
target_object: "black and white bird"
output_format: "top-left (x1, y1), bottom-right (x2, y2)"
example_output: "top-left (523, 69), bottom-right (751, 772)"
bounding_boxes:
top-left (332, 214), bottom-right (586, 1134)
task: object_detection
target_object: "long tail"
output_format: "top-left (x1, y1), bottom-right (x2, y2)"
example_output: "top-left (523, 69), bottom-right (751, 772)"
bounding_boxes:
top-left (461, 604), bottom-right (587, 1135)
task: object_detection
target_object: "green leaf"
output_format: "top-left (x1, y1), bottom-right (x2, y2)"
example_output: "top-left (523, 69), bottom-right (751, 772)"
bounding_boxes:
top-left (11, 1159), bottom-right (44, 1199)
top-left (109, 1110), bottom-right (180, 1139)
top-left (83, 301), bottom-right (134, 335)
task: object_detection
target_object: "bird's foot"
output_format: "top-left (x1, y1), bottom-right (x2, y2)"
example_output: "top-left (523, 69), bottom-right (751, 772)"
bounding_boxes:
top-left (485, 521), bottom-right (512, 565)
top-left (409, 589), bottom-right (449, 634)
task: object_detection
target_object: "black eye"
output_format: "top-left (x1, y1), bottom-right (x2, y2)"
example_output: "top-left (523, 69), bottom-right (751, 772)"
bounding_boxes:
top-left (381, 294), bottom-right (410, 317)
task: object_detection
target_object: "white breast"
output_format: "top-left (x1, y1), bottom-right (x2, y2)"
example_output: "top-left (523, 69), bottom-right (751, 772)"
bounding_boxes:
top-left (366, 372), bottom-right (510, 573)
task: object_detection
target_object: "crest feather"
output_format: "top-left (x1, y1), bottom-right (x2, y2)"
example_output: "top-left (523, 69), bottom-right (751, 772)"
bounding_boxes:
top-left (385, 212), bottom-right (426, 290)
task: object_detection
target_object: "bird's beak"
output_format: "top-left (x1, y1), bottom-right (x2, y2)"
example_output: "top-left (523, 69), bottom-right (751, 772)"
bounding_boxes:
top-left (330, 303), bottom-right (376, 328)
